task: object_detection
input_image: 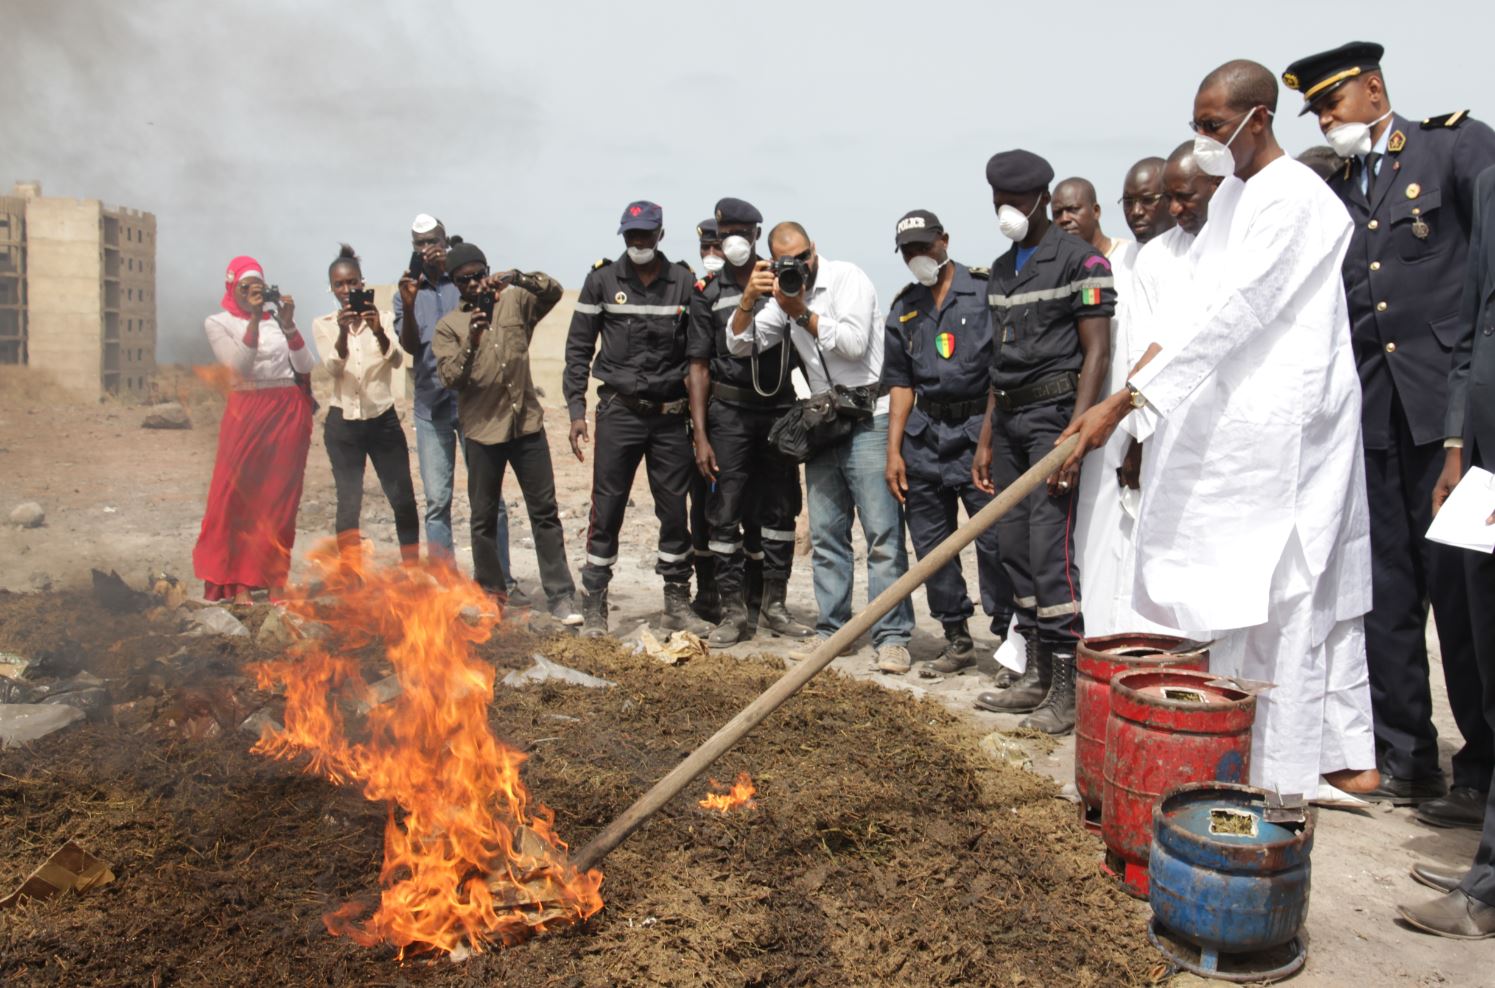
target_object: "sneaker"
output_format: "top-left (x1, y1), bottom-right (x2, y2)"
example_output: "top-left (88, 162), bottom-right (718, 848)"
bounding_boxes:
top-left (506, 583), bottom-right (533, 609)
top-left (789, 635), bottom-right (848, 663)
top-left (549, 593), bottom-right (583, 627)
top-left (875, 644), bottom-right (912, 675)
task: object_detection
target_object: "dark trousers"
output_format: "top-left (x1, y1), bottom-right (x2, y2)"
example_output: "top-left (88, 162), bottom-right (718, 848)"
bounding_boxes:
top-left (990, 400), bottom-right (1083, 647)
top-left (466, 429), bottom-right (574, 602)
top-left (582, 396), bottom-right (694, 594)
top-left (706, 400), bottom-right (799, 598)
top-left (1457, 483), bottom-right (1495, 906)
top-left (323, 406), bottom-right (419, 546)
top-left (905, 471), bottom-right (1014, 632)
top-left (1364, 407), bottom-right (1487, 786)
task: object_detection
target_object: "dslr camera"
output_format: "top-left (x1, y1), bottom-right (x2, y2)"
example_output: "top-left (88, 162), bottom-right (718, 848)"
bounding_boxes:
top-left (262, 285), bottom-right (283, 305)
top-left (773, 255), bottom-right (811, 297)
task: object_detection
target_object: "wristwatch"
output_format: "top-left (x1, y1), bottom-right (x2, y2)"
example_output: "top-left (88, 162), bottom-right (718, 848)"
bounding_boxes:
top-left (793, 310), bottom-right (813, 329)
top-left (1127, 383), bottom-right (1147, 408)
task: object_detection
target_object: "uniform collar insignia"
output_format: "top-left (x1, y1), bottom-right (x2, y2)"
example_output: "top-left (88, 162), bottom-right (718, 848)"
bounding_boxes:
top-left (1387, 129), bottom-right (1406, 153)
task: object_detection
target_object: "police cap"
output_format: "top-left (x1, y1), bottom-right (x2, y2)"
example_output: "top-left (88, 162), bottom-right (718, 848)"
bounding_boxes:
top-left (985, 150), bottom-right (1054, 193)
top-left (618, 200), bottom-right (663, 233)
top-left (713, 197), bottom-right (763, 226)
top-left (1282, 42), bottom-right (1385, 116)
top-left (696, 218), bottom-right (720, 244)
top-left (894, 209), bottom-right (943, 251)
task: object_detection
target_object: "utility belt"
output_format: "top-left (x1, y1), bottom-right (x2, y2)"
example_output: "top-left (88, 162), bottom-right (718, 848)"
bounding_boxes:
top-left (992, 372), bottom-right (1077, 412)
top-left (712, 381), bottom-right (794, 408)
top-left (600, 385), bottom-right (688, 416)
top-left (916, 394), bottom-right (987, 422)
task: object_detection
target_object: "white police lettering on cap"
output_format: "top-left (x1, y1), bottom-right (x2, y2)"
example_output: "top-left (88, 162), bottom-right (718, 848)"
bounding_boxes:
top-left (897, 216), bottom-right (928, 234)
top-left (411, 213), bottom-right (440, 234)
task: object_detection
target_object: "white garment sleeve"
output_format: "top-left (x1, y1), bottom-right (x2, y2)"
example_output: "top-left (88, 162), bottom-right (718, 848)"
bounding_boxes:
top-left (204, 314), bottom-right (256, 378)
top-left (313, 316), bottom-right (344, 378)
top-left (814, 267), bottom-right (875, 359)
top-left (287, 328), bottom-right (316, 374)
top-left (726, 300), bottom-right (788, 356)
top-left (378, 311), bottom-right (403, 368)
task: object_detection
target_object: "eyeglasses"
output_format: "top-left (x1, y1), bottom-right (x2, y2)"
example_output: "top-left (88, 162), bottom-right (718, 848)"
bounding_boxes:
top-left (1119, 194), bottom-right (1166, 209)
top-left (451, 268), bottom-right (489, 286)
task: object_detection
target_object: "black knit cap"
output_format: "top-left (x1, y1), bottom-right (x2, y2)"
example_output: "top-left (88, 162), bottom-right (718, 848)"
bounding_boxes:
top-left (444, 242), bottom-right (487, 273)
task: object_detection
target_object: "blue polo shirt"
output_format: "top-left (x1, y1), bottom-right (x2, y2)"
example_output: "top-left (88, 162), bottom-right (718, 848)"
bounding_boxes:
top-left (393, 275), bottom-right (461, 422)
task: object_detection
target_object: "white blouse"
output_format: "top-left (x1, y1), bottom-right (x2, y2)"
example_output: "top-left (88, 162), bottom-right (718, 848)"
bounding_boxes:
top-left (204, 311), bottom-right (315, 384)
top-left (312, 311), bottom-right (402, 420)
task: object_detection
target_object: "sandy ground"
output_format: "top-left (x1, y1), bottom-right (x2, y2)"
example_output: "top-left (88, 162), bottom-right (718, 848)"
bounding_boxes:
top-left (1, 338), bottom-right (1489, 984)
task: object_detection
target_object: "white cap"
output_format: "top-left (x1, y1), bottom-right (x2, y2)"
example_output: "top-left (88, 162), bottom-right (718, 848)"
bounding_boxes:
top-left (411, 213), bottom-right (441, 234)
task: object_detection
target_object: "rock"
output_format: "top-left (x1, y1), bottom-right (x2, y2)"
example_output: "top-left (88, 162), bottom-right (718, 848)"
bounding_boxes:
top-left (184, 606), bottom-right (249, 638)
top-left (141, 402), bottom-right (191, 429)
top-left (0, 703), bottom-right (85, 748)
top-left (255, 608), bottom-right (296, 647)
top-left (501, 653), bottom-right (614, 690)
top-left (9, 502), bottom-right (44, 528)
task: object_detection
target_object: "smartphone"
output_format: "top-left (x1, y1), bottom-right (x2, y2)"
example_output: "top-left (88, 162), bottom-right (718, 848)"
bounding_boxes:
top-left (347, 288), bottom-right (376, 312)
top-left (407, 249), bottom-right (425, 281)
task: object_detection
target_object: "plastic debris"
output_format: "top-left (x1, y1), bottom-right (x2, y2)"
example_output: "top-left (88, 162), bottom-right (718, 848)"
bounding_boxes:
top-left (501, 653), bottom-right (614, 689)
top-left (184, 606), bottom-right (249, 638)
top-left (0, 703), bottom-right (85, 748)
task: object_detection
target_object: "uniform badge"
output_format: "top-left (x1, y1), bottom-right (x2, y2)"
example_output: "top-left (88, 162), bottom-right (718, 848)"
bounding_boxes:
top-left (935, 332), bottom-right (955, 359)
top-left (1405, 182), bottom-right (1421, 199)
top-left (1388, 130), bottom-right (1406, 153)
top-left (1282, 71), bottom-right (1299, 90)
top-left (898, 310), bottom-right (919, 323)
top-left (1412, 217), bottom-right (1431, 240)
top-left (614, 291), bottom-right (627, 304)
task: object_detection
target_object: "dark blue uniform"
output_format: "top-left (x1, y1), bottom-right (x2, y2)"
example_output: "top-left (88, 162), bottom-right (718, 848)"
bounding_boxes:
top-left (883, 261), bottom-right (1014, 632)
top-left (1329, 110), bottom-right (1495, 789)
top-left (987, 224), bottom-right (1115, 648)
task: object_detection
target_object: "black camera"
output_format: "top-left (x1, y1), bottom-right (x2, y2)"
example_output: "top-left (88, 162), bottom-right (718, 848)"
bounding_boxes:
top-left (262, 285), bottom-right (283, 305)
top-left (773, 255), bottom-right (810, 297)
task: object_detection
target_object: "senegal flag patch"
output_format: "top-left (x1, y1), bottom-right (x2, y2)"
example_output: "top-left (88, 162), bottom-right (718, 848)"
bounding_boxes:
top-left (1080, 286), bottom-right (1102, 306)
top-left (935, 332), bottom-right (955, 359)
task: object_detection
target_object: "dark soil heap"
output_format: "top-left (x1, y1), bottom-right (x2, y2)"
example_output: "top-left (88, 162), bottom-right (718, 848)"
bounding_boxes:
top-left (0, 590), bottom-right (1157, 986)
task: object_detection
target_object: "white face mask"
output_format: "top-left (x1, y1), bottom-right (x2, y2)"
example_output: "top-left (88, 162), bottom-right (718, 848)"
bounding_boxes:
top-left (1194, 108), bottom-right (1262, 178)
top-left (702, 253), bottom-right (726, 273)
top-left (627, 245), bottom-right (657, 265)
top-left (906, 254), bottom-right (946, 286)
top-left (997, 199), bottom-right (1041, 241)
top-left (1325, 108), bottom-right (1394, 158)
top-left (722, 234), bottom-right (753, 267)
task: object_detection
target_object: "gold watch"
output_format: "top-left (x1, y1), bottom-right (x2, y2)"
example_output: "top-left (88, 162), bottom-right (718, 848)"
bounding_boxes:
top-left (1127, 383), bottom-right (1147, 409)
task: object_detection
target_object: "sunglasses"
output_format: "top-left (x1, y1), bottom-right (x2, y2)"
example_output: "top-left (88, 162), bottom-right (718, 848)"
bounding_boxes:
top-left (451, 268), bottom-right (489, 286)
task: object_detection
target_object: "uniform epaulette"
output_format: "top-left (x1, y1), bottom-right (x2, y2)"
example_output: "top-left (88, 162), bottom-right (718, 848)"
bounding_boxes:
top-left (891, 282), bottom-right (917, 305)
top-left (694, 272), bottom-right (716, 292)
top-left (676, 260), bottom-right (696, 276)
top-left (1421, 110), bottom-right (1470, 130)
top-left (592, 258), bottom-right (612, 270)
top-left (967, 266), bottom-right (991, 279)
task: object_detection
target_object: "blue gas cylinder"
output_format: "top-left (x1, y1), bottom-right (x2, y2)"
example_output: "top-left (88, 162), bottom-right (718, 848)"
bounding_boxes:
top-left (1149, 782), bottom-right (1313, 961)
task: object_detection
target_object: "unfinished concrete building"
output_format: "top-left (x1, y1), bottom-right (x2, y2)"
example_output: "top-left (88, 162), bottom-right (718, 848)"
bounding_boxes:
top-left (1, 180), bottom-right (157, 399)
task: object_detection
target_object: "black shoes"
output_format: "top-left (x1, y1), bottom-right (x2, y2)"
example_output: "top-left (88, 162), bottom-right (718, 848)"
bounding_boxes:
top-left (1361, 772), bottom-right (1448, 806)
top-left (975, 638), bottom-right (1049, 714)
top-left (1021, 651), bottom-right (1076, 736)
top-left (708, 600), bottom-right (749, 647)
top-left (1397, 889), bottom-right (1495, 940)
top-left (758, 577), bottom-right (812, 638)
top-left (929, 620), bottom-right (976, 674)
top-left (1415, 786), bottom-right (1487, 830)
top-left (580, 589), bottom-right (608, 639)
top-left (660, 582), bottom-right (713, 635)
top-left (1410, 863), bottom-right (1468, 895)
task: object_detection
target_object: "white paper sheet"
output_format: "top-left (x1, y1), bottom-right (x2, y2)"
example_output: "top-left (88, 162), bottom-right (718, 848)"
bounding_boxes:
top-left (1425, 466), bottom-right (1495, 554)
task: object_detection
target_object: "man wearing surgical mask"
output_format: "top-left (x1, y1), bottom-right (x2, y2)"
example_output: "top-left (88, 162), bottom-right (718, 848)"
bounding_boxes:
top-left (882, 210), bottom-right (1014, 676)
top-left (971, 150), bottom-right (1114, 735)
top-left (1283, 42), bottom-right (1495, 822)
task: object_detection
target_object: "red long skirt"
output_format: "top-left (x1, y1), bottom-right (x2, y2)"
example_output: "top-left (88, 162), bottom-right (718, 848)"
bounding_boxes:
top-left (192, 385), bottom-right (313, 600)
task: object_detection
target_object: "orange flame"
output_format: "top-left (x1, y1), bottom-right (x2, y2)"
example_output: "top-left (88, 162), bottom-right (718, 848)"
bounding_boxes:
top-left (191, 363), bottom-right (235, 396)
top-left (698, 771), bottom-right (757, 813)
top-left (249, 544), bottom-right (603, 958)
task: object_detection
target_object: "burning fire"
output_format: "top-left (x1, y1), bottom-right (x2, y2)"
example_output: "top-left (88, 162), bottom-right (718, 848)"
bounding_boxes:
top-left (698, 771), bottom-right (757, 813)
top-left (190, 363), bottom-right (235, 396)
top-left (250, 545), bottom-right (603, 958)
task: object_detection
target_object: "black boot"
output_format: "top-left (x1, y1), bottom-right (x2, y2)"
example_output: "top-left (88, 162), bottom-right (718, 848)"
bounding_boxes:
top-left (759, 577), bottom-right (812, 638)
top-left (691, 555), bottom-right (721, 624)
top-left (660, 582), bottom-right (713, 635)
top-left (708, 598), bottom-right (749, 647)
top-left (1021, 649), bottom-right (1076, 735)
top-left (974, 638), bottom-right (1050, 713)
top-left (744, 556), bottom-right (765, 634)
top-left (580, 588), bottom-right (609, 639)
top-left (929, 619), bottom-right (976, 674)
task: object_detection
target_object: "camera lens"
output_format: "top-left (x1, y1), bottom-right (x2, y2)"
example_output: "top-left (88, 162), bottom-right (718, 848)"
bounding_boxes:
top-left (776, 262), bottom-right (804, 297)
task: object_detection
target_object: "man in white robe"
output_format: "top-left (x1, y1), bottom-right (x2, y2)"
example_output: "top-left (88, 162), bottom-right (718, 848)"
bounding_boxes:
top-left (1058, 60), bottom-right (1379, 798)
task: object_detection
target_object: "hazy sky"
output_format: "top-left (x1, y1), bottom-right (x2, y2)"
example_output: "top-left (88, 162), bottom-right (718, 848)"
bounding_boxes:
top-left (3, 0), bottom-right (1487, 362)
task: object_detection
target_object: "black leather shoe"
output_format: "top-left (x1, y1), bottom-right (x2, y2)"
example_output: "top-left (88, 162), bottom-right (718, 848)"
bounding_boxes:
top-left (1360, 773), bottom-right (1447, 805)
top-left (1415, 787), bottom-right (1487, 830)
top-left (1397, 890), bottom-right (1495, 940)
top-left (1410, 863), bottom-right (1468, 895)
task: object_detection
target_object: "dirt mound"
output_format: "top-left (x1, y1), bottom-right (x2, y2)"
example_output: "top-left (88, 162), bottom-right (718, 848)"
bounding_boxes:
top-left (0, 595), bottom-right (1157, 987)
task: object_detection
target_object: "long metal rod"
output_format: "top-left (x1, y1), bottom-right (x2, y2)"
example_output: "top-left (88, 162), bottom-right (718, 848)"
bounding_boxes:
top-left (569, 434), bottom-right (1081, 873)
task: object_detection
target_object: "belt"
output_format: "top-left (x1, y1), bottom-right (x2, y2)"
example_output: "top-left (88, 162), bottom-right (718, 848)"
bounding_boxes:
top-left (916, 394), bottom-right (987, 422)
top-left (601, 386), bottom-right (688, 416)
top-left (232, 379), bottom-right (298, 392)
top-left (712, 381), bottom-right (793, 407)
top-left (992, 372), bottom-right (1077, 412)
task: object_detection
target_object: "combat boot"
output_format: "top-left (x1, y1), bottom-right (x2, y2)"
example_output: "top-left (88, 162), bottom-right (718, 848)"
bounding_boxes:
top-left (929, 619), bottom-right (976, 674)
top-left (1021, 649), bottom-right (1076, 735)
top-left (744, 556), bottom-right (764, 634)
top-left (661, 582), bottom-right (713, 635)
top-left (974, 637), bottom-right (1050, 713)
top-left (691, 555), bottom-right (721, 624)
top-left (708, 598), bottom-right (750, 647)
top-left (758, 577), bottom-right (812, 638)
top-left (580, 589), bottom-right (609, 639)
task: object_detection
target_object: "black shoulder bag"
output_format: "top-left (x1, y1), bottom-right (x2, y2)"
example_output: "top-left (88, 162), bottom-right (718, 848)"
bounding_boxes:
top-left (767, 316), bottom-right (875, 463)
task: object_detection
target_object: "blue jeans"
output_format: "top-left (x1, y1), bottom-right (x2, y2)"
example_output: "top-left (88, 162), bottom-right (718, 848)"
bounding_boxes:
top-left (804, 414), bottom-right (914, 647)
top-left (415, 409), bottom-right (509, 579)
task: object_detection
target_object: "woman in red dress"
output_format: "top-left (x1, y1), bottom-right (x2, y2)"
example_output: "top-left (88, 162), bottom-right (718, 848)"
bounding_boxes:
top-left (192, 256), bottom-right (315, 603)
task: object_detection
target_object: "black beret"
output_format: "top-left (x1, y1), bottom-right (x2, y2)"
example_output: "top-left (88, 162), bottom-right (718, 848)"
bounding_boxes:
top-left (1282, 42), bottom-right (1384, 116)
top-left (985, 149), bottom-right (1054, 192)
top-left (696, 218), bottom-right (720, 243)
top-left (713, 197), bottom-right (763, 226)
top-left (444, 242), bottom-right (486, 272)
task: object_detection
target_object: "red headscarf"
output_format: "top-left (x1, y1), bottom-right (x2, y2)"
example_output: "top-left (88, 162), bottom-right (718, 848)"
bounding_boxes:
top-left (220, 255), bottom-right (264, 319)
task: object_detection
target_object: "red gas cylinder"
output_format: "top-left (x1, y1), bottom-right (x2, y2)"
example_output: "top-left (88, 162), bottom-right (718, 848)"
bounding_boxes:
top-left (1101, 668), bottom-right (1255, 898)
top-left (1075, 634), bottom-right (1209, 832)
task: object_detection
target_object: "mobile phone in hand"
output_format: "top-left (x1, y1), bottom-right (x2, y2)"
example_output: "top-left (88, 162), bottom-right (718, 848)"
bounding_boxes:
top-left (347, 288), bottom-right (376, 312)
